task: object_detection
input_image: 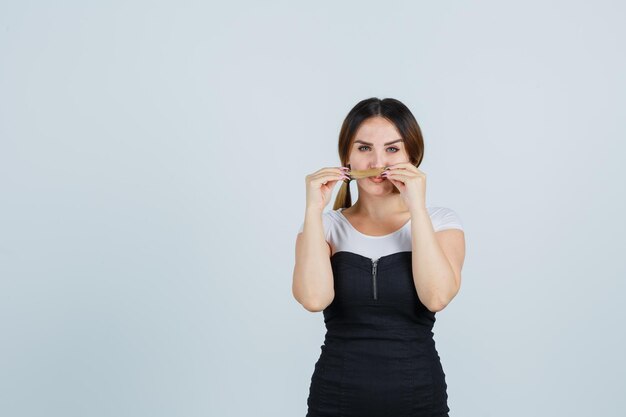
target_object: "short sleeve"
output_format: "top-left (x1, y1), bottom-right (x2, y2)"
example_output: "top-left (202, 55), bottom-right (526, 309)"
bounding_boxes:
top-left (431, 207), bottom-right (464, 232)
top-left (297, 211), bottom-right (333, 240)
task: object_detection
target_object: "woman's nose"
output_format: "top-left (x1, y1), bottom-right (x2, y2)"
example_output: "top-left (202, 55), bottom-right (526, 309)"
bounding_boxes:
top-left (370, 157), bottom-right (388, 168)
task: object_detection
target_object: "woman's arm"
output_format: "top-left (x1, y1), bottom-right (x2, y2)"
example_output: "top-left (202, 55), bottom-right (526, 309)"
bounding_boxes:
top-left (409, 207), bottom-right (466, 312)
top-left (292, 208), bottom-right (334, 312)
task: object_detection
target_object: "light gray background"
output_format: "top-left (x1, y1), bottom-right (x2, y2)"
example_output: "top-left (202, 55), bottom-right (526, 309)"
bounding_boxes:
top-left (1, 1), bottom-right (624, 416)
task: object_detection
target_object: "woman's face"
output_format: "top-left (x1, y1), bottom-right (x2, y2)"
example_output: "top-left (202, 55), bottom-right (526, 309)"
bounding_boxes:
top-left (348, 116), bottom-right (410, 192)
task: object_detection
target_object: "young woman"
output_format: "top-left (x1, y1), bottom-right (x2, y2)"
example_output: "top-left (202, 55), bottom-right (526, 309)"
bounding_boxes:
top-left (293, 97), bottom-right (466, 417)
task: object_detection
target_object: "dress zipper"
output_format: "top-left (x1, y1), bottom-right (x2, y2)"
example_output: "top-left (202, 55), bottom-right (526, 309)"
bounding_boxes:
top-left (372, 258), bottom-right (379, 300)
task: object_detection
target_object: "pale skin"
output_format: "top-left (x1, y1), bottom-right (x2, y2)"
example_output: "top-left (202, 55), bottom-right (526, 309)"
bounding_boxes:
top-left (293, 116), bottom-right (465, 312)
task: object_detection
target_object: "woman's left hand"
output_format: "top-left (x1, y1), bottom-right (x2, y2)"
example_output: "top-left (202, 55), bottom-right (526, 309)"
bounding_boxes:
top-left (382, 162), bottom-right (427, 213)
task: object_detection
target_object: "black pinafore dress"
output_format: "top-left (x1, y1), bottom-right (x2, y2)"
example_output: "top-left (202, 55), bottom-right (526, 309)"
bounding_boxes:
top-left (306, 250), bottom-right (450, 417)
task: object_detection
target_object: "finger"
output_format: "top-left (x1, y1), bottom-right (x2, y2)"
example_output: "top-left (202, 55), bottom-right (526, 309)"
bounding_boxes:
top-left (313, 168), bottom-right (349, 178)
top-left (322, 166), bottom-right (350, 173)
top-left (383, 174), bottom-right (414, 185)
top-left (313, 167), bottom-right (350, 177)
top-left (383, 175), bottom-right (404, 184)
top-left (386, 163), bottom-right (417, 171)
top-left (330, 167), bottom-right (351, 177)
top-left (383, 171), bottom-right (414, 180)
top-left (316, 172), bottom-right (350, 184)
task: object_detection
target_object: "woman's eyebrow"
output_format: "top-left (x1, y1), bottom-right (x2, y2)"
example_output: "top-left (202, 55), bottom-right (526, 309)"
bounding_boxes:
top-left (354, 139), bottom-right (404, 146)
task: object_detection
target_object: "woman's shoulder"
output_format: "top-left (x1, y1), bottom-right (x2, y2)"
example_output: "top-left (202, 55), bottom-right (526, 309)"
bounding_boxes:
top-left (296, 209), bottom-right (340, 236)
top-left (427, 206), bottom-right (464, 232)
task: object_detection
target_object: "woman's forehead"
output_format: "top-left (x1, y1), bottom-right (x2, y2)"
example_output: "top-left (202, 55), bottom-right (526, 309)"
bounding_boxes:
top-left (354, 118), bottom-right (402, 143)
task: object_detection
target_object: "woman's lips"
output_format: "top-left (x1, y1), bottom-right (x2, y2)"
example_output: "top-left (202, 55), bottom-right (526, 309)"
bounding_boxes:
top-left (369, 176), bottom-right (386, 183)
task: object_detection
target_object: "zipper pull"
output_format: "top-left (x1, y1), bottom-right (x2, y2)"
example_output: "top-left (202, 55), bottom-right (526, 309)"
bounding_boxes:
top-left (372, 258), bottom-right (378, 300)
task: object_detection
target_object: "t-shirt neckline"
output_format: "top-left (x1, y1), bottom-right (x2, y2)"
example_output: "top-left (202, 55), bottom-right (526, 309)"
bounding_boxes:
top-left (337, 207), bottom-right (411, 239)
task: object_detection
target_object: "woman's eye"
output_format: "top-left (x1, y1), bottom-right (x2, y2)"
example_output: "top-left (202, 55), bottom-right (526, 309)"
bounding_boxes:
top-left (357, 146), bottom-right (399, 153)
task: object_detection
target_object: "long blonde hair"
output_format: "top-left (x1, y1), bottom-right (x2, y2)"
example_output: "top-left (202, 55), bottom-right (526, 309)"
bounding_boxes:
top-left (333, 97), bottom-right (425, 210)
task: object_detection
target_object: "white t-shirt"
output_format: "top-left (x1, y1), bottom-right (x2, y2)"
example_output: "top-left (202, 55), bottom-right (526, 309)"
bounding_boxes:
top-left (297, 206), bottom-right (463, 261)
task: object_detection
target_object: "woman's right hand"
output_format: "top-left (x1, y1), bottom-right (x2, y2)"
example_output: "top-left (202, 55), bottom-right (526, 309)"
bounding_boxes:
top-left (305, 166), bottom-right (350, 212)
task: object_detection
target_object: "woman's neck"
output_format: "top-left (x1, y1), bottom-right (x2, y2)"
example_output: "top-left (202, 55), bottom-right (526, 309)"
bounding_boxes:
top-left (348, 196), bottom-right (409, 220)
